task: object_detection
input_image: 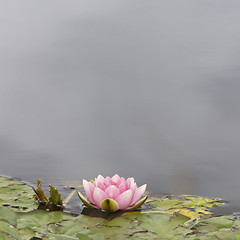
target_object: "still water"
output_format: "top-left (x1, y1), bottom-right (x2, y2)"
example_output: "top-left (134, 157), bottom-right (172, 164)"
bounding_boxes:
top-left (1, 1), bottom-right (240, 212)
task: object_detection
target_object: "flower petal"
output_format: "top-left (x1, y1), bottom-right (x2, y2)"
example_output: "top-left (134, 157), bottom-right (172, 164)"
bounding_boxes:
top-left (105, 176), bottom-right (116, 187)
top-left (117, 177), bottom-right (125, 186)
top-left (105, 185), bottom-right (120, 200)
top-left (93, 187), bottom-right (107, 209)
top-left (77, 191), bottom-right (97, 209)
top-left (118, 182), bottom-right (126, 193)
top-left (116, 189), bottom-right (133, 210)
top-left (95, 175), bottom-right (105, 186)
top-left (129, 177), bottom-right (135, 187)
top-left (83, 179), bottom-right (95, 204)
top-left (125, 178), bottom-right (131, 189)
top-left (128, 195), bottom-right (148, 210)
top-left (97, 174), bottom-right (105, 181)
top-left (95, 180), bottom-right (107, 191)
top-left (130, 184), bottom-right (147, 206)
top-left (100, 198), bottom-right (119, 211)
top-left (111, 174), bottom-right (120, 183)
top-left (130, 182), bottom-right (137, 202)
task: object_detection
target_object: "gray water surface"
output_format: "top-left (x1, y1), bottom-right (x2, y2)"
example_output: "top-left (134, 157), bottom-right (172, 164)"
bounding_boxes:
top-left (1, 1), bottom-right (240, 211)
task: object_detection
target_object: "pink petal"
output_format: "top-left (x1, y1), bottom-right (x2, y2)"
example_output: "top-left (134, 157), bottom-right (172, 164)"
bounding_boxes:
top-left (130, 182), bottom-right (137, 202)
top-left (130, 184), bottom-right (146, 206)
top-left (129, 178), bottom-right (135, 187)
top-left (111, 174), bottom-right (120, 183)
top-left (117, 177), bottom-right (125, 186)
top-left (116, 189), bottom-right (133, 210)
top-left (93, 187), bottom-right (108, 209)
top-left (105, 176), bottom-right (116, 187)
top-left (105, 185), bottom-right (120, 200)
top-left (83, 179), bottom-right (95, 204)
top-left (95, 175), bottom-right (105, 185)
top-left (125, 178), bottom-right (131, 189)
top-left (128, 195), bottom-right (148, 210)
top-left (118, 182), bottom-right (126, 193)
top-left (95, 180), bottom-right (107, 191)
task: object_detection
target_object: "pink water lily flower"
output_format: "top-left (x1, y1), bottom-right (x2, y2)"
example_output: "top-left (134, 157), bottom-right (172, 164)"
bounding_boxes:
top-left (78, 174), bottom-right (147, 211)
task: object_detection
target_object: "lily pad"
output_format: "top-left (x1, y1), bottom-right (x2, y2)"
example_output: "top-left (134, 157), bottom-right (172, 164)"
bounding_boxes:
top-left (146, 194), bottom-right (224, 219)
top-left (0, 176), bottom-right (230, 239)
top-left (185, 214), bottom-right (240, 239)
top-left (14, 208), bottom-right (190, 239)
top-left (0, 219), bottom-right (21, 240)
top-left (0, 176), bottom-right (38, 212)
top-left (0, 206), bottom-right (17, 227)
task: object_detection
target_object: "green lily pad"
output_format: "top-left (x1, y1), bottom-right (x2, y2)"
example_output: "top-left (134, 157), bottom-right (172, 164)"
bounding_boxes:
top-left (185, 214), bottom-right (240, 239)
top-left (0, 204), bottom-right (19, 239)
top-left (0, 176), bottom-right (231, 239)
top-left (0, 176), bottom-right (38, 212)
top-left (15, 209), bottom-right (189, 239)
top-left (0, 219), bottom-right (20, 240)
top-left (0, 206), bottom-right (17, 227)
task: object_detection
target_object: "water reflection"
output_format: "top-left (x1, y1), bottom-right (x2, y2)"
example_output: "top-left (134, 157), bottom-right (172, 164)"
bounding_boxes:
top-left (0, 1), bottom-right (240, 211)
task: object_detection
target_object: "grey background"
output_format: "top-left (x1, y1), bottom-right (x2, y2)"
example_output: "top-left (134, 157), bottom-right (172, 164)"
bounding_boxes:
top-left (1, 1), bottom-right (240, 208)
